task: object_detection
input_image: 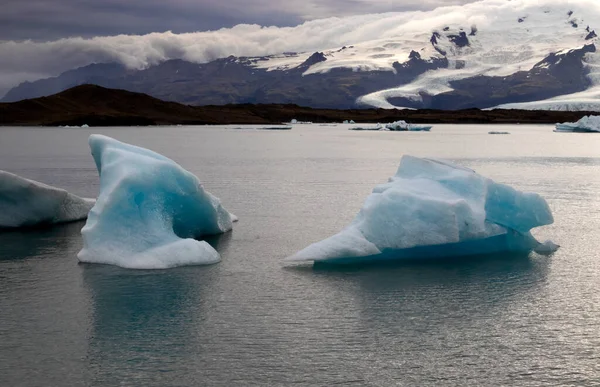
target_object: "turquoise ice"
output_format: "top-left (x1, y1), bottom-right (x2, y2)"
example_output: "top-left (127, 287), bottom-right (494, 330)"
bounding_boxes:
top-left (287, 156), bottom-right (558, 264)
top-left (78, 135), bottom-right (236, 269)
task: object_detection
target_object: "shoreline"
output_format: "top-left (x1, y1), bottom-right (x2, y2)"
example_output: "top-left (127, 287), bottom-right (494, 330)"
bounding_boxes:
top-left (1, 85), bottom-right (596, 127)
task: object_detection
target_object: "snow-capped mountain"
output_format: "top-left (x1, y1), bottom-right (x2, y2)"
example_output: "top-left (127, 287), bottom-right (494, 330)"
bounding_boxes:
top-left (2, 0), bottom-right (600, 110)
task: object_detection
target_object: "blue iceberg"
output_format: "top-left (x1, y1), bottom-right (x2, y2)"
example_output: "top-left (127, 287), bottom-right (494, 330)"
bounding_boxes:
top-left (78, 135), bottom-right (236, 269)
top-left (0, 170), bottom-right (94, 229)
top-left (555, 115), bottom-right (600, 133)
top-left (287, 156), bottom-right (558, 265)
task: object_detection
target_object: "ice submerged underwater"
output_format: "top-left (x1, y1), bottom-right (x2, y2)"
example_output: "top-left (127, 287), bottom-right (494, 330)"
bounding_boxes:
top-left (77, 134), bottom-right (237, 269)
top-left (287, 156), bottom-right (559, 265)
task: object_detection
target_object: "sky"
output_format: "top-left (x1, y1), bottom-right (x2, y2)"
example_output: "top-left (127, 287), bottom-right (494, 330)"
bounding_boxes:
top-left (0, 0), bottom-right (592, 97)
top-left (0, 0), bottom-right (476, 41)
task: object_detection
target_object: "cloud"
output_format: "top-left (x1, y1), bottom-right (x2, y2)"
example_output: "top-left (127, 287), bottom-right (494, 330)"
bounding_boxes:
top-left (0, 0), bottom-right (597, 97)
top-left (0, 0), bottom-right (475, 41)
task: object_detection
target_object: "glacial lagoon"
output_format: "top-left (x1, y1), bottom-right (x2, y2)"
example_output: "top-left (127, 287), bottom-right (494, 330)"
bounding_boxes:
top-left (1, 123), bottom-right (599, 386)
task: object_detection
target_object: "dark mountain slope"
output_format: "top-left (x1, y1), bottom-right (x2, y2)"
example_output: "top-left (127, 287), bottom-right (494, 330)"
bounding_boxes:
top-left (0, 85), bottom-right (595, 126)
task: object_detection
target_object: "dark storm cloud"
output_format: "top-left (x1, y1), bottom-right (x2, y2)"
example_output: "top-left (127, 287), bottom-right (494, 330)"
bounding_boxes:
top-left (0, 0), bottom-right (475, 41)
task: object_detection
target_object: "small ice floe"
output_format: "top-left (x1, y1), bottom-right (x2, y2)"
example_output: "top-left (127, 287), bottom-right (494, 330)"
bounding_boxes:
top-left (0, 170), bottom-right (94, 229)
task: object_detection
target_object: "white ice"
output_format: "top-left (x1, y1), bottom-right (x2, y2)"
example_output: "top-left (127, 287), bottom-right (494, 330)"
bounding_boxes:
top-left (0, 170), bottom-right (94, 228)
top-left (77, 134), bottom-right (236, 269)
top-left (385, 121), bottom-right (433, 131)
top-left (554, 115), bottom-right (600, 132)
top-left (349, 123), bottom-right (384, 131)
top-left (287, 156), bottom-right (558, 264)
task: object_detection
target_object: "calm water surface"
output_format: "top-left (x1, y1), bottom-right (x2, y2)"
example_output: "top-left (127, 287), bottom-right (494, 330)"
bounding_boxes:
top-left (0, 124), bottom-right (599, 386)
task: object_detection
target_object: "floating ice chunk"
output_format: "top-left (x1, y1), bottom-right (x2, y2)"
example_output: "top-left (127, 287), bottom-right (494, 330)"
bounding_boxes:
top-left (287, 119), bottom-right (312, 124)
top-left (385, 121), bottom-right (432, 131)
top-left (287, 156), bottom-right (557, 264)
top-left (233, 126), bottom-right (292, 130)
top-left (343, 120), bottom-right (356, 124)
top-left (0, 170), bottom-right (94, 228)
top-left (407, 125), bottom-right (432, 132)
top-left (78, 134), bottom-right (236, 269)
top-left (81, 124), bottom-right (89, 128)
top-left (555, 115), bottom-right (600, 132)
top-left (535, 240), bottom-right (560, 255)
top-left (349, 123), bottom-right (385, 131)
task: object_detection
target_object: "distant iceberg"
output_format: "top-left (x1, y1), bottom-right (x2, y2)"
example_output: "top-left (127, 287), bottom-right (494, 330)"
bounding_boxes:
top-left (488, 131), bottom-right (510, 134)
top-left (78, 134), bottom-right (236, 269)
top-left (288, 119), bottom-right (312, 124)
top-left (349, 121), bottom-right (432, 131)
top-left (385, 120), bottom-right (432, 131)
top-left (0, 170), bottom-right (94, 229)
top-left (343, 120), bottom-right (356, 124)
top-left (233, 126), bottom-right (292, 130)
top-left (287, 156), bottom-right (558, 265)
top-left (349, 123), bottom-right (384, 131)
top-left (554, 115), bottom-right (600, 133)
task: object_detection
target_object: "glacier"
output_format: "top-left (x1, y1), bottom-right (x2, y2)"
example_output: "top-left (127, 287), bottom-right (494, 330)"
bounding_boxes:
top-left (0, 170), bottom-right (94, 229)
top-left (287, 156), bottom-right (558, 265)
top-left (77, 134), bottom-right (236, 269)
top-left (554, 115), bottom-right (600, 132)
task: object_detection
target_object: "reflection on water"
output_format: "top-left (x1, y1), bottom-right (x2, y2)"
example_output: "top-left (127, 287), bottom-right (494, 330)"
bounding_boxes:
top-left (281, 253), bottom-right (552, 385)
top-left (1, 124), bottom-right (599, 386)
top-left (82, 265), bottom-right (215, 386)
top-left (0, 221), bottom-right (86, 261)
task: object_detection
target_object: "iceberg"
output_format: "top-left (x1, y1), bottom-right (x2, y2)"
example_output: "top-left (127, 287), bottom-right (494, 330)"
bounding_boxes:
top-left (78, 134), bottom-right (236, 269)
top-left (488, 131), bottom-right (510, 134)
top-left (233, 125), bottom-right (292, 130)
top-left (349, 123), bottom-right (385, 131)
top-left (554, 115), bottom-right (600, 133)
top-left (385, 120), bottom-right (432, 131)
top-left (287, 156), bottom-right (558, 265)
top-left (343, 120), bottom-right (356, 124)
top-left (288, 119), bottom-right (312, 124)
top-left (0, 170), bottom-right (94, 229)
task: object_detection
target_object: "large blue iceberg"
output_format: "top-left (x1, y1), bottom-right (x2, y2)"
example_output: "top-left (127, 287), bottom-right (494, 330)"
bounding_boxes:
top-left (78, 135), bottom-right (236, 269)
top-left (287, 156), bottom-right (558, 265)
top-left (0, 170), bottom-right (94, 229)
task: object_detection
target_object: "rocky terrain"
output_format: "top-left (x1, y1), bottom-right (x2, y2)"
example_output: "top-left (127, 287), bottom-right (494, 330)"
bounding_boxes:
top-left (1, 85), bottom-right (595, 126)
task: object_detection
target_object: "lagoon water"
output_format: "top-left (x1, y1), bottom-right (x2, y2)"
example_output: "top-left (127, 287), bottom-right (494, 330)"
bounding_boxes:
top-left (1, 124), bottom-right (599, 386)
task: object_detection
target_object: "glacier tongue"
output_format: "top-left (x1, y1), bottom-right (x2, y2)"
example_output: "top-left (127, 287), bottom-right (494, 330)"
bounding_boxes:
top-left (287, 156), bottom-right (557, 264)
top-left (78, 134), bottom-right (236, 269)
top-left (0, 170), bottom-right (94, 228)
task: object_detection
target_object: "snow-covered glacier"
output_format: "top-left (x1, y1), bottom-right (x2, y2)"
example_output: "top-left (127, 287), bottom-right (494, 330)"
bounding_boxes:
top-left (287, 156), bottom-right (558, 265)
top-left (78, 134), bottom-right (236, 269)
top-left (0, 170), bottom-right (94, 228)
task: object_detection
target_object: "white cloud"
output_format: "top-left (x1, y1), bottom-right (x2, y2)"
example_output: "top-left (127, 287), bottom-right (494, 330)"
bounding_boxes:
top-left (0, 0), bottom-right (598, 97)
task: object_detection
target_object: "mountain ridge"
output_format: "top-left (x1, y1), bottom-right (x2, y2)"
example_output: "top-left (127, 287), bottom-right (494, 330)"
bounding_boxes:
top-left (1, 84), bottom-right (596, 126)
top-left (3, 0), bottom-right (600, 110)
